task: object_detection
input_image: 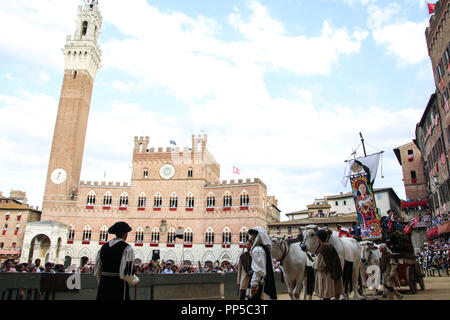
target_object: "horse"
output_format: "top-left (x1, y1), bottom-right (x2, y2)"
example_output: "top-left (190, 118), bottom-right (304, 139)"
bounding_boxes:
top-left (359, 241), bottom-right (381, 299)
top-left (300, 225), bottom-right (362, 300)
top-left (270, 235), bottom-right (309, 300)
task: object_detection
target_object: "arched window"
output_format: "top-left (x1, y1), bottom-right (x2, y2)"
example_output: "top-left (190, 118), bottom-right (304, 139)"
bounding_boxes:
top-left (68, 226), bottom-right (75, 241)
top-left (184, 228), bottom-right (193, 243)
top-left (138, 193), bottom-right (146, 209)
top-left (222, 228), bottom-right (231, 244)
top-left (5, 212), bottom-right (10, 221)
top-left (207, 193), bottom-right (215, 208)
top-left (240, 191), bottom-right (249, 207)
top-left (167, 228), bottom-right (175, 244)
top-left (103, 192), bottom-right (112, 207)
top-left (99, 226), bottom-right (108, 243)
top-left (16, 213), bottom-right (21, 221)
top-left (14, 224), bottom-right (19, 235)
top-left (186, 193), bottom-right (194, 209)
top-left (143, 168), bottom-right (149, 179)
top-left (188, 168), bottom-right (193, 178)
top-left (170, 193), bottom-right (178, 209)
top-left (86, 191), bottom-right (96, 207)
top-left (151, 228), bottom-right (160, 244)
top-left (82, 21), bottom-right (88, 36)
top-left (154, 193), bottom-right (162, 208)
top-left (205, 227), bottom-right (214, 245)
top-left (223, 192), bottom-right (232, 208)
top-left (82, 226), bottom-right (92, 242)
top-left (135, 227), bottom-right (144, 243)
top-left (239, 227), bottom-right (248, 245)
top-left (119, 193), bottom-right (129, 208)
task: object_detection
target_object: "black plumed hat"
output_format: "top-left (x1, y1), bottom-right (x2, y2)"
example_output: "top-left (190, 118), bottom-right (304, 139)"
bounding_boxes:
top-left (108, 222), bottom-right (132, 235)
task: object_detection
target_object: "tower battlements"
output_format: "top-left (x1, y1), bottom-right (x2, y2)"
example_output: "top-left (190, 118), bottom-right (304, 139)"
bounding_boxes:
top-left (206, 178), bottom-right (267, 190)
top-left (132, 135), bottom-right (218, 166)
top-left (79, 181), bottom-right (130, 188)
top-left (425, 0), bottom-right (449, 50)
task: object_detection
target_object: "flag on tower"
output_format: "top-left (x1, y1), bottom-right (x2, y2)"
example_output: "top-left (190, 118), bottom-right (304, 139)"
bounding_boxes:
top-left (170, 140), bottom-right (177, 146)
top-left (233, 166), bottom-right (240, 175)
top-left (427, 2), bottom-right (436, 14)
top-left (84, 0), bottom-right (98, 5)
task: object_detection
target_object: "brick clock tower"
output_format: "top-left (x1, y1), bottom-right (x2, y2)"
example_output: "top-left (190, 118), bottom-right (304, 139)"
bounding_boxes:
top-left (42, 2), bottom-right (102, 213)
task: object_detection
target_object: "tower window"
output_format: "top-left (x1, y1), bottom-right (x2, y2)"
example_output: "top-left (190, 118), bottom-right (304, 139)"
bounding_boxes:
top-left (411, 171), bottom-right (417, 184)
top-left (188, 169), bottom-right (193, 178)
top-left (82, 21), bottom-right (88, 36)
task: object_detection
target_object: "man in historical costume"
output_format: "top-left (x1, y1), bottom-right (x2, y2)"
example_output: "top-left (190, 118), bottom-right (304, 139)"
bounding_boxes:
top-left (248, 226), bottom-right (277, 300)
top-left (237, 238), bottom-right (253, 300)
top-left (94, 222), bottom-right (140, 300)
top-left (379, 243), bottom-right (403, 300)
top-left (313, 229), bottom-right (344, 300)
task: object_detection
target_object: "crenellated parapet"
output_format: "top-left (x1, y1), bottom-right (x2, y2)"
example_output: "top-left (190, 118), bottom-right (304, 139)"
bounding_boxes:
top-left (79, 181), bottom-right (130, 188)
top-left (206, 178), bottom-right (267, 190)
top-left (425, 0), bottom-right (449, 52)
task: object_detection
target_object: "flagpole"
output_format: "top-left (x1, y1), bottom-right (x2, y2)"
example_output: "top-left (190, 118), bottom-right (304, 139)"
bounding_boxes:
top-left (359, 132), bottom-right (367, 157)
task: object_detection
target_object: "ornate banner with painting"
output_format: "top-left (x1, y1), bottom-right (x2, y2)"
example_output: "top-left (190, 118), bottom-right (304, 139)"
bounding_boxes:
top-left (350, 172), bottom-right (382, 240)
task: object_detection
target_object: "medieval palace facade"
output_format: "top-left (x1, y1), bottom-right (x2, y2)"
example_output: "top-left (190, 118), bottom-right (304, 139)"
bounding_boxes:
top-left (20, 3), bottom-right (280, 267)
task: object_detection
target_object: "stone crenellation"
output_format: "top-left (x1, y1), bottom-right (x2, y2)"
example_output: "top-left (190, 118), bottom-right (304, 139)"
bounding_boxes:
top-left (79, 181), bottom-right (130, 188)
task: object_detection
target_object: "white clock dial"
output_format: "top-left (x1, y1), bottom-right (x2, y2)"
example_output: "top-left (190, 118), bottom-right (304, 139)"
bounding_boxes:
top-left (159, 164), bottom-right (175, 180)
top-left (50, 168), bottom-right (67, 184)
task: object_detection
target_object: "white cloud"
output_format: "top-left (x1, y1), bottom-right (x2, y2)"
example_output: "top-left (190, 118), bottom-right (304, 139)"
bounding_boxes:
top-left (366, 3), bottom-right (429, 65)
top-left (372, 20), bottom-right (429, 64)
top-left (0, 0), bottom-right (80, 69)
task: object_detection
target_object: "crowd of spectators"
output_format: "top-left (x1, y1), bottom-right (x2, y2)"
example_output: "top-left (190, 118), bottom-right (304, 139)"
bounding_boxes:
top-left (417, 236), bottom-right (450, 277)
top-left (0, 258), bottom-right (242, 275)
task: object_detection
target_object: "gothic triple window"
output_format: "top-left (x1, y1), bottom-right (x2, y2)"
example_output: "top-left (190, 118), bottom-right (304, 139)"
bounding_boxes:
top-left (167, 228), bottom-right (175, 244)
top-left (151, 228), bottom-right (160, 244)
top-left (223, 193), bottom-right (232, 208)
top-left (184, 228), bottom-right (193, 243)
top-left (82, 226), bottom-right (92, 242)
top-left (205, 228), bottom-right (214, 245)
top-left (222, 228), bottom-right (232, 244)
top-left (103, 192), bottom-right (112, 207)
top-left (86, 191), bottom-right (96, 206)
top-left (154, 193), bottom-right (162, 208)
top-left (170, 194), bottom-right (178, 208)
top-left (186, 194), bottom-right (194, 208)
top-left (68, 226), bottom-right (75, 241)
top-left (143, 168), bottom-right (149, 179)
top-left (135, 228), bottom-right (144, 243)
top-left (239, 228), bottom-right (248, 244)
top-left (99, 226), bottom-right (108, 242)
top-left (240, 192), bottom-right (249, 207)
top-left (138, 193), bottom-right (146, 209)
top-left (119, 193), bottom-right (129, 208)
top-left (207, 193), bottom-right (215, 208)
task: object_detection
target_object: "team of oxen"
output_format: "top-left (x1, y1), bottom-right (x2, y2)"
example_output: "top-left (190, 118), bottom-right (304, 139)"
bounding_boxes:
top-left (270, 225), bottom-right (383, 300)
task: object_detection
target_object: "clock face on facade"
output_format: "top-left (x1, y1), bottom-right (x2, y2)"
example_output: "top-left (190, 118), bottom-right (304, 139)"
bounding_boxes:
top-left (159, 164), bottom-right (175, 180)
top-left (51, 168), bottom-right (67, 184)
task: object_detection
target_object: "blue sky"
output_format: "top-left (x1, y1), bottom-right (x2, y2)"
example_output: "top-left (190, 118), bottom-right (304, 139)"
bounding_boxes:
top-left (0, 0), bottom-right (436, 219)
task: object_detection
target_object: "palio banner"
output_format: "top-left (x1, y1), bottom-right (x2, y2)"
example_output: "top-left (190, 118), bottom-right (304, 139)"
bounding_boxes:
top-left (350, 173), bottom-right (382, 240)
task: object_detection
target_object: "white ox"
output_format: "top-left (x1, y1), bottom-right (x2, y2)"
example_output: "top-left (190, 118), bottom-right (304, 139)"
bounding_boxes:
top-left (270, 236), bottom-right (309, 300)
top-left (300, 225), bottom-right (362, 300)
top-left (359, 241), bottom-right (381, 299)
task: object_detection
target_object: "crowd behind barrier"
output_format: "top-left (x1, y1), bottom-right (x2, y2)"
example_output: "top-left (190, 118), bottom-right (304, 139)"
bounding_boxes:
top-left (0, 258), bottom-right (284, 275)
top-left (416, 235), bottom-right (450, 277)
